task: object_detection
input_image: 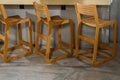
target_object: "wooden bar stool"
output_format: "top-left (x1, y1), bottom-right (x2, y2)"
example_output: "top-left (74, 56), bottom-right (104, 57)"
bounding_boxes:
top-left (75, 3), bottom-right (117, 67)
top-left (33, 2), bottom-right (74, 63)
top-left (0, 4), bottom-right (33, 62)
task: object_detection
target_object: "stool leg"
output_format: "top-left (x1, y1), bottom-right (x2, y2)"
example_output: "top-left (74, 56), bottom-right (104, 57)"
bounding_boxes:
top-left (69, 20), bottom-right (74, 54)
top-left (75, 23), bottom-right (82, 58)
top-left (58, 25), bottom-right (61, 48)
top-left (28, 20), bottom-right (33, 52)
top-left (45, 24), bottom-right (52, 63)
top-left (113, 22), bottom-right (117, 57)
top-left (93, 27), bottom-right (100, 66)
top-left (3, 25), bottom-right (10, 62)
top-left (35, 22), bottom-right (41, 54)
top-left (18, 24), bottom-right (22, 45)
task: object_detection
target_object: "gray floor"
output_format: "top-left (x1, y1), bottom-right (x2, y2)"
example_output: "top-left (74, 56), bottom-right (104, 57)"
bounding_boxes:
top-left (0, 44), bottom-right (120, 80)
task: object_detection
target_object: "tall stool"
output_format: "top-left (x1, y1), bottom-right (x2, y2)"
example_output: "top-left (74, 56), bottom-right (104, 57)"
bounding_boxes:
top-left (33, 2), bottom-right (74, 63)
top-left (0, 4), bottom-right (33, 62)
top-left (75, 3), bottom-right (117, 67)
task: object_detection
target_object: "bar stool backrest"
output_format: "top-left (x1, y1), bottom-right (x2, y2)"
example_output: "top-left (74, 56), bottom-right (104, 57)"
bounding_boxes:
top-left (75, 3), bottom-right (99, 25)
top-left (0, 4), bottom-right (7, 19)
top-left (33, 2), bottom-right (51, 22)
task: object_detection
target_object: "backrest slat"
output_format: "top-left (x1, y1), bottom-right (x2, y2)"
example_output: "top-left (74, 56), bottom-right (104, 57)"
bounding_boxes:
top-left (33, 2), bottom-right (51, 21)
top-left (75, 3), bottom-right (99, 24)
top-left (77, 4), bottom-right (96, 16)
top-left (0, 4), bottom-right (7, 19)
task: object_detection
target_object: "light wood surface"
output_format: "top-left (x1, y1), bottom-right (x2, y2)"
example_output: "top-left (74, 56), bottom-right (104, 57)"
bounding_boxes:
top-left (0, 0), bottom-right (35, 5)
top-left (75, 3), bottom-right (116, 67)
top-left (42, 0), bottom-right (111, 5)
top-left (0, 0), bottom-right (111, 5)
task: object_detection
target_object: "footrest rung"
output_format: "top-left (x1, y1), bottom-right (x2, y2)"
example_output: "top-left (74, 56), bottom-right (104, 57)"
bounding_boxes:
top-left (38, 34), bottom-right (47, 41)
top-left (20, 47), bottom-right (30, 52)
top-left (95, 57), bottom-right (113, 67)
top-left (61, 41), bottom-right (71, 49)
top-left (98, 50), bottom-right (112, 57)
top-left (79, 49), bottom-right (93, 56)
top-left (1, 45), bottom-right (29, 52)
top-left (38, 50), bottom-right (46, 58)
top-left (50, 55), bottom-right (71, 63)
top-left (8, 45), bottom-right (21, 51)
top-left (7, 51), bottom-right (32, 62)
top-left (99, 43), bottom-right (112, 51)
top-left (59, 48), bottom-right (71, 55)
top-left (78, 35), bottom-right (95, 44)
top-left (79, 55), bottom-right (92, 63)
top-left (21, 41), bottom-right (31, 47)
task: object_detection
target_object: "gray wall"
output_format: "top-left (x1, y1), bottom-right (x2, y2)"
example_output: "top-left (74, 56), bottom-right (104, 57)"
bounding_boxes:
top-left (110, 0), bottom-right (120, 42)
top-left (0, 5), bottom-right (110, 48)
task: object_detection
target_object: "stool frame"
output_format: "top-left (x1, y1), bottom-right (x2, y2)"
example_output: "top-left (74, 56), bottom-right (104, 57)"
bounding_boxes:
top-left (0, 4), bottom-right (33, 62)
top-left (75, 3), bottom-right (117, 67)
top-left (34, 2), bottom-right (74, 63)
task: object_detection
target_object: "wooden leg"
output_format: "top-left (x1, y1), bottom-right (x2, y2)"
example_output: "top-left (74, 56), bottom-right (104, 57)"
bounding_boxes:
top-left (18, 24), bottom-right (22, 45)
top-left (28, 20), bottom-right (33, 52)
top-left (113, 22), bottom-right (117, 57)
top-left (58, 25), bottom-right (61, 48)
top-left (69, 20), bottom-right (74, 54)
top-left (3, 25), bottom-right (10, 62)
top-left (35, 21), bottom-right (41, 55)
top-left (75, 23), bottom-right (82, 58)
top-left (45, 23), bottom-right (52, 63)
top-left (93, 27), bottom-right (100, 66)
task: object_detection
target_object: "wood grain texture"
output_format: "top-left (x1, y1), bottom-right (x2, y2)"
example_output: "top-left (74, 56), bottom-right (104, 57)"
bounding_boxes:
top-left (0, 0), bottom-right (110, 5)
top-left (0, 0), bottom-right (35, 5)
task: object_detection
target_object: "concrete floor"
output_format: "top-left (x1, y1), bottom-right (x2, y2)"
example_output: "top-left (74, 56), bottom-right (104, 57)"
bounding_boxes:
top-left (0, 44), bottom-right (120, 80)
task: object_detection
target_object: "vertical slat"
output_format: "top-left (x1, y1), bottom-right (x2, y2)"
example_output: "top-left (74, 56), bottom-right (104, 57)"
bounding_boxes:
top-left (113, 21), bottom-right (117, 57)
top-left (18, 24), bottom-right (22, 45)
top-left (75, 21), bottom-right (82, 58)
top-left (0, 4), bottom-right (7, 19)
top-left (92, 27), bottom-right (100, 65)
top-left (69, 20), bottom-right (74, 54)
top-left (35, 21), bottom-right (41, 54)
top-left (58, 25), bottom-right (61, 48)
top-left (3, 25), bottom-right (9, 62)
top-left (75, 3), bottom-right (82, 23)
top-left (45, 23), bottom-right (52, 63)
top-left (28, 19), bottom-right (33, 52)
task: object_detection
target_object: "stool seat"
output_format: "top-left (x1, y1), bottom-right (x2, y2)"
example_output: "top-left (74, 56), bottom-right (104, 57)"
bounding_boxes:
top-left (82, 17), bottom-right (116, 27)
top-left (0, 16), bottom-right (30, 25)
top-left (41, 15), bottom-right (70, 26)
